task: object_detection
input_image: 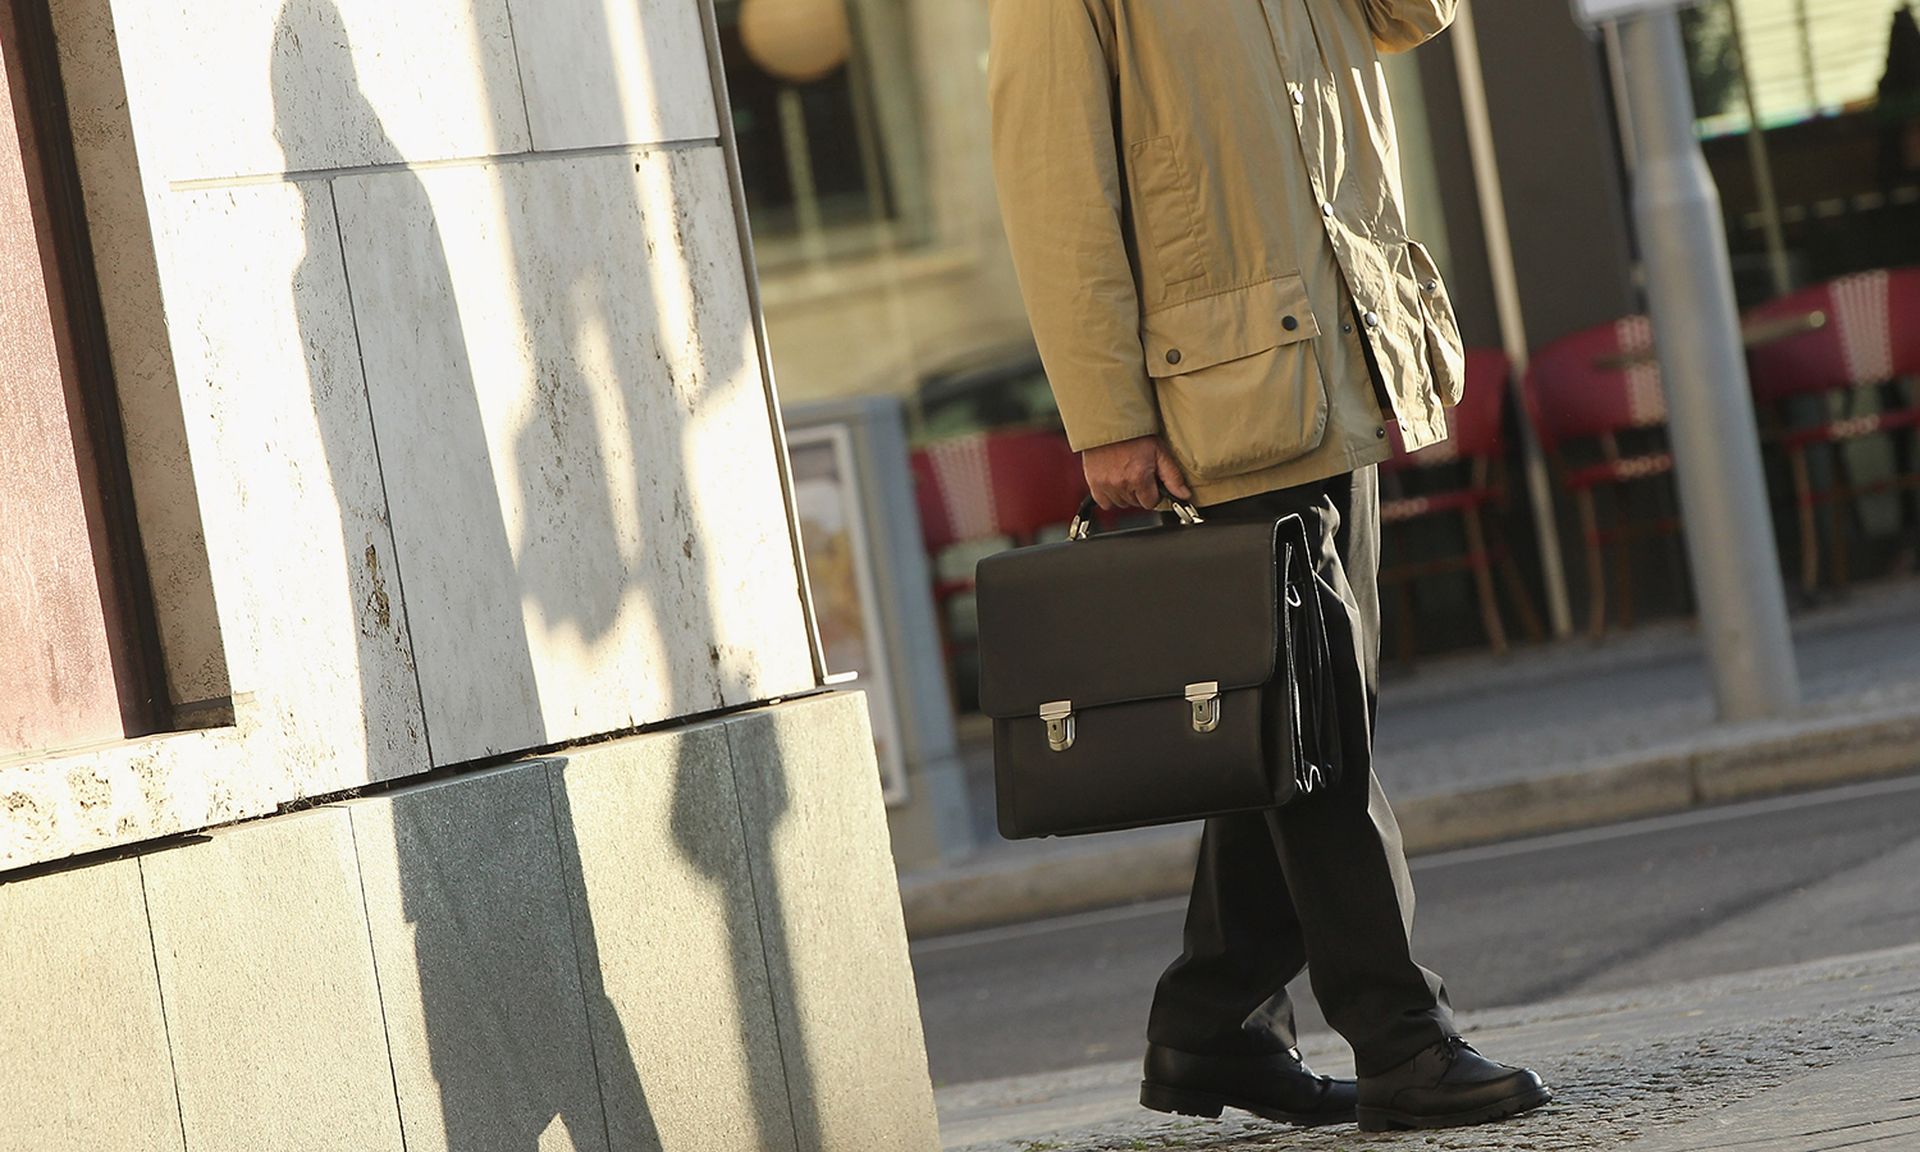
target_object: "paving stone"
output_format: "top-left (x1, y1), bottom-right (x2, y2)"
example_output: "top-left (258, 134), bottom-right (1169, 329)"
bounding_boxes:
top-left (937, 945), bottom-right (1920, 1151)
top-left (1629, 1046), bottom-right (1920, 1151)
top-left (548, 722), bottom-right (797, 1152)
top-left (725, 692), bottom-right (943, 1152)
top-left (0, 859), bottom-right (182, 1152)
top-left (349, 764), bottom-right (608, 1152)
top-left (142, 808), bottom-right (403, 1152)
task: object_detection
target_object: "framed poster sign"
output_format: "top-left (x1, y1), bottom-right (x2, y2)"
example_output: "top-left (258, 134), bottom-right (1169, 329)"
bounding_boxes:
top-left (786, 424), bottom-right (910, 805)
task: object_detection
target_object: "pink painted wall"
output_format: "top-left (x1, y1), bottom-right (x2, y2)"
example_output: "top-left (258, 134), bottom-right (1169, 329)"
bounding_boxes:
top-left (0, 69), bottom-right (123, 758)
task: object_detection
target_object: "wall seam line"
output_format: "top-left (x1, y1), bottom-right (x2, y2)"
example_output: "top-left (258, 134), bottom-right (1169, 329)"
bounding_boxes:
top-left (325, 179), bottom-right (438, 771)
top-left (135, 857), bottom-right (192, 1151)
top-left (344, 808), bottom-right (413, 1151)
top-left (722, 719), bottom-right (811, 1152)
top-left (496, 0), bottom-right (538, 152)
top-left (540, 761), bottom-right (622, 1152)
top-left (166, 137), bottom-right (720, 192)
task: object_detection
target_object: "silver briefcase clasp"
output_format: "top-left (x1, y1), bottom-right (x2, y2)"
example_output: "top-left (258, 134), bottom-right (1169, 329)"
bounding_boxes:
top-left (1185, 681), bottom-right (1221, 733)
top-left (1040, 700), bottom-right (1075, 752)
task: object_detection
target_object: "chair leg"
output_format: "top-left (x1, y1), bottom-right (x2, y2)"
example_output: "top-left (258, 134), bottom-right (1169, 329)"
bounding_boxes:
top-left (1884, 380), bottom-right (1920, 534)
top-left (1501, 556), bottom-right (1546, 644)
top-left (930, 594), bottom-right (961, 715)
top-left (1832, 474), bottom-right (1853, 591)
top-left (1605, 483), bottom-right (1635, 633)
top-left (1789, 446), bottom-right (1819, 595)
top-left (1829, 410), bottom-right (1866, 588)
top-left (1396, 578), bottom-right (1417, 666)
top-left (1577, 489), bottom-right (1607, 640)
top-left (1659, 482), bottom-right (1692, 619)
top-left (1614, 531), bottom-right (1637, 633)
top-left (1900, 405), bottom-right (1920, 568)
top-left (1489, 514), bottom-right (1545, 643)
top-left (1462, 506), bottom-right (1509, 654)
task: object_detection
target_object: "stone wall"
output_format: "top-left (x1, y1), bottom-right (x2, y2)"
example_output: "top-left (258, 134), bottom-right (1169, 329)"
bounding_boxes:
top-left (3, 0), bottom-right (822, 866)
top-left (1, 694), bottom-right (941, 1152)
top-left (1, 2), bottom-right (938, 1145)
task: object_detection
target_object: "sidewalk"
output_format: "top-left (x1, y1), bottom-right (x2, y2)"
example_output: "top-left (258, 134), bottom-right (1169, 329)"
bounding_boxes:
top-left (903, 580), bottom-right (1920, 936)
top-left (936, 942), bottom-right (1920, 1150)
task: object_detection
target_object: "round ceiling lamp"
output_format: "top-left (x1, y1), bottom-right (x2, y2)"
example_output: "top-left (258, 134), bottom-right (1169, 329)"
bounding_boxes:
top-left (738, 0), bottom-right (853, 84)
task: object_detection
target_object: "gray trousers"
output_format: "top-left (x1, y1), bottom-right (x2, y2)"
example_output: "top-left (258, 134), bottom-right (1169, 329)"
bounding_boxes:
top-left (1144, 466), bottom-right (1457, 1076)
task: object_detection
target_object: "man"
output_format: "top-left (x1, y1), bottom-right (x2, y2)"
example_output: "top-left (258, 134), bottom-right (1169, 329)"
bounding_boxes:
top-left (986, 0), bottom-right (1552, 1133)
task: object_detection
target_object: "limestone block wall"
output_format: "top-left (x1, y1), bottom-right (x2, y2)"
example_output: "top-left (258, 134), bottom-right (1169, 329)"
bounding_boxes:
top-left (0, 0), bottom-right (821, 867)
top-left (0, 694), bottom-right (942, 1152)
top-left (2, 7), bottom-right (938, 1145)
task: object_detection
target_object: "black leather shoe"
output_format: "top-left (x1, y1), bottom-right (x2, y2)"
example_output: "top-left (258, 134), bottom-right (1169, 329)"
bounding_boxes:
top-left (1356, 1036), bottom-right (1551, 1131)
top-left (1139, 1043), bottom-right (1357, 1127)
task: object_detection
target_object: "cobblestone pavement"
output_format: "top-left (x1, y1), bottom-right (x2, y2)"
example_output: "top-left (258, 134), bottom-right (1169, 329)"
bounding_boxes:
top-left (938, 945), bottom-right (1920, 1151)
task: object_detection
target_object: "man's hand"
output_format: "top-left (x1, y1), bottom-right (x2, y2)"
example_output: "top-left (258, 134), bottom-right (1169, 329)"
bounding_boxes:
top-left (1082, 435), bottom-right (1193, 510)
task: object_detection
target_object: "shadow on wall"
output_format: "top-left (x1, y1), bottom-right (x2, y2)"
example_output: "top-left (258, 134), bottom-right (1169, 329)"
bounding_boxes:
top-left (273, 0), bottom-right (821, 1148)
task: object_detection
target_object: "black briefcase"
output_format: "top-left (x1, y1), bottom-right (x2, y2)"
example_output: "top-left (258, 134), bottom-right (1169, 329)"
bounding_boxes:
top-left (976, 501), bottom-right (1341, 839)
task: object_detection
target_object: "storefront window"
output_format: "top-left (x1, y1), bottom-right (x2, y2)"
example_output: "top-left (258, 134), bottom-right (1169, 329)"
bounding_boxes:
top-left (1691, 0), bottom-right (1901, 134)
top-left (714, 0), bottom-right (930, 269)
top-left (1683, 0), bottom-right (1920, 293)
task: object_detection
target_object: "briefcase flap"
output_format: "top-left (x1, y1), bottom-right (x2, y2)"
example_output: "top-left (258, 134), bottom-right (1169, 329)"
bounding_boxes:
top-left (974, 518), bottom-right (1288, 720)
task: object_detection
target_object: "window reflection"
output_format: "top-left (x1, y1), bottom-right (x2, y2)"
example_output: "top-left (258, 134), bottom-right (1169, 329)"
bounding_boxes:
top-left (1684, 0), bottom-right (1920, 294)
top-left (715, 0), bottom-right (928, 268)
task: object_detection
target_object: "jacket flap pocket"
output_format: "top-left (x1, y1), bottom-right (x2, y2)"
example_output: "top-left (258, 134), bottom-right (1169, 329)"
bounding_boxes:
top-left (1143, 274), bottom-right (1321, 378)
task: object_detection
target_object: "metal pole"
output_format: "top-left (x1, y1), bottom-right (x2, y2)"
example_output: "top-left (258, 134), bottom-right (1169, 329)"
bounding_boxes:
top-left (1723, 0), bottom-right (1793, 297)
top-left (1618, 8), bottom-right (1800, 720)
top-left (1451, 0), bottom-right (1575, 638)
top-left (1602, 21), bottom-right (1640, 176)
top-left (1792, 0), bottom-right (1820, 111)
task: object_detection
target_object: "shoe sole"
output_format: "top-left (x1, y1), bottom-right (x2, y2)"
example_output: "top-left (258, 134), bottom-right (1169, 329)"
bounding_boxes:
top-left (1139, 1080), bottom-right (1356, 1128)
top-left (1355, 1084), bottom-right (1553, 1132)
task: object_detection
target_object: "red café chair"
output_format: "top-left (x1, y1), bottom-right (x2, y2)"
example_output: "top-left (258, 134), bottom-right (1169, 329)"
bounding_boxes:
top-left (1744, 267), bottom-right (1920, 593)
top-left (910, 427), bottom-right (1087, 666)
top-left (1524, 317), bottom-right (1686, 639)
top-left (1378, 349), bottom-right (1543, 660)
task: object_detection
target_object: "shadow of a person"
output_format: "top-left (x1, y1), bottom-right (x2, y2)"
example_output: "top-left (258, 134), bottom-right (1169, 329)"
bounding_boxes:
top-left (272, 3), bottom-right (657, 1148)
top-left (470, 19), bottom-right (830, 1152)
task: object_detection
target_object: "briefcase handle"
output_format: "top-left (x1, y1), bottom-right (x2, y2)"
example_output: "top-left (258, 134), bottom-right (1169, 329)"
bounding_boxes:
top-left (1066, 492), bottom-right (1204, 541)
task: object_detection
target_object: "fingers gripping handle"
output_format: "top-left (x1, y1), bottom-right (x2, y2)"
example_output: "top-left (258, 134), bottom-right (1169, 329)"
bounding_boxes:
top-left (1066, 490), bottom-right (1205, 541)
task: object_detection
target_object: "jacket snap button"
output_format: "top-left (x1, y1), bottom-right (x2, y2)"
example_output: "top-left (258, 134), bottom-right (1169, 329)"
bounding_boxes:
top-left (1376, 426), bottom-right (1388, 439)
top-left (1364, 311), bottom-right (1381, 329)
top-left (1166, 348), bottom-right (1182, 365)
top-left (1424, 278), bottom-right (1439, 292)
top-left (1281, 314), bottom-right (1299, 332)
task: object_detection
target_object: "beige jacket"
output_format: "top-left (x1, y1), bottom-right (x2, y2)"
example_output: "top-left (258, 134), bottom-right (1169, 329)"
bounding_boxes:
top-left (987, 0), bottom-right (1466, 505)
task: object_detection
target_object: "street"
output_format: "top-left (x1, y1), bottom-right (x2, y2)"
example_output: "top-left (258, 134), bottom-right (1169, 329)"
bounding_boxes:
top-left (912, 773), bottom-right (1920, 1088)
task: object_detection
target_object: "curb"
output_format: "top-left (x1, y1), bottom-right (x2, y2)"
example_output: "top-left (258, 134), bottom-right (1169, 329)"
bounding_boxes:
top-left (899, 704), bottom-right (1920, 938)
